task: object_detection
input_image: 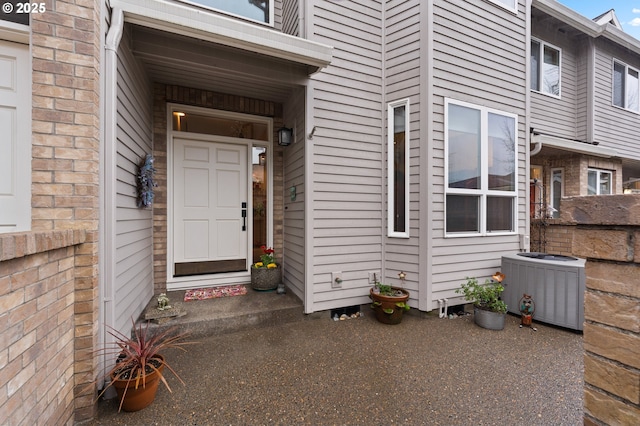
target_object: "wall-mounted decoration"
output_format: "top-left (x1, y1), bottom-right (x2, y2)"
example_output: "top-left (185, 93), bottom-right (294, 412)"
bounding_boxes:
top-left (137, 154), bottom-right (157, 208)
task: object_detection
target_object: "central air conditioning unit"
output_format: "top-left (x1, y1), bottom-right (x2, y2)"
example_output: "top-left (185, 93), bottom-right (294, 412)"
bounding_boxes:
top-left (501, 253), bottom-right (586, 331)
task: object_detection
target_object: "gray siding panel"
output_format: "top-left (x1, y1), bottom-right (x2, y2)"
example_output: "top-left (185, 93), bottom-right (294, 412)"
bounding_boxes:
top-left (309, 0), bottom-right (384, 312)
top-left (529, 27), bottom-right (579, 139)
top-left (114, 29), bottom-right (154, 332)
top-left (430, 0), bottom-right (527, 308)
top-left (593, 39), bottom-right (640, 161)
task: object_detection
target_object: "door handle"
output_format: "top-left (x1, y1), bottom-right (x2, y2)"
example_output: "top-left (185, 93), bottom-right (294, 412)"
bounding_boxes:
top-left (241, 202), bottom-right (247, 231)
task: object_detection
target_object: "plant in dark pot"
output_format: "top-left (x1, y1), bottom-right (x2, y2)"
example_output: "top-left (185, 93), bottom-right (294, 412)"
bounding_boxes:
top-left (369, 273), bottom-right (410, 325)
top-left (97, 319), bottom-right (194, 412)
top-left (251, 245), bottom-right (281, 291)
top-left (455, 272), bottom-right (507, 330)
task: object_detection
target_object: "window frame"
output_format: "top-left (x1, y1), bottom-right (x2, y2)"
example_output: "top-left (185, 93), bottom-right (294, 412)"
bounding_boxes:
top-left (176, 0), bottom-right (275, 26)
top-left (612, 59), bottom-right (640, 113)
top-left (587, 168), bottom-right (613, 195)
top-left (387, 98), bottom-right (410, 238)
top-left (444, 98), bottom-right (518, 237)
top-left (486, 0), bottom-right (518, 14)
top-left (550, 168), bottom-right (564, 218)
top-left (530, 37), bottom-right (562, 98)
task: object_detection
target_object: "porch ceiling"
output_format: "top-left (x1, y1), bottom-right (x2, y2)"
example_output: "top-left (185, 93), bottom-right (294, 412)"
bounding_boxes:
top-left (130, 25), bottom-right (312, 103)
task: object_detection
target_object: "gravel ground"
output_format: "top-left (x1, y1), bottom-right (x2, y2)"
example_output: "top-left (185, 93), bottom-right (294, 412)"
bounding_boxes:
top-left (87, 312), bottom-right (583, 426)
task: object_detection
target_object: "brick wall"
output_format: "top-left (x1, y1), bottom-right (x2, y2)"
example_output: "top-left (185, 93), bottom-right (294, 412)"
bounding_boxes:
top-left (27, 0), bottom-right (101, 422)
top-left (0, 230), bottom-right (85, 426)
top-left (152, 85), bottom-right (284, 293)
top-left (558, 196), bottom-right (640, 425)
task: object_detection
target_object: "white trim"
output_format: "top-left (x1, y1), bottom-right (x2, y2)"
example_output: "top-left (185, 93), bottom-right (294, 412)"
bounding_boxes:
top-left (166, 104), bottom-right (273, 290)
top-left (444, 98), bottom-right (518, 237)
top-left (110, 0), bottom-right (332, 72)
top-left (530, 37), bottom-right (562, 98)
top-left (612, 58), bottom-right (640, 113)
top-left (0, 20), bottom-right (29, 44)
top-left (530, 133), bottom-right (618, 158)
top-left (387, 98), bottom-right (410, 239)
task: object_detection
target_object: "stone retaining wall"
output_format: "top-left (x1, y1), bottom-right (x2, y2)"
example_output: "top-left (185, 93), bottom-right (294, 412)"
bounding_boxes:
top-left (559, 196), bottom-right (640, 425)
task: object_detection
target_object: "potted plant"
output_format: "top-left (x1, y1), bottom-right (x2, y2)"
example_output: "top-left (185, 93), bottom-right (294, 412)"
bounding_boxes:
top-left (369, 281), bottom-right (410, 325)
top-left (96, 319), bottom-right (194, 412)
top-left (250, 245), bottom-right (281, 291)
top-left (455, 272), bottom-right (507, 330)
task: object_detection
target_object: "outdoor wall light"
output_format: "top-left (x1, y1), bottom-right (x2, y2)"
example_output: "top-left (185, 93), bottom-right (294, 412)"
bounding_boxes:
top-left (278, 127), bottom-right (293, 146)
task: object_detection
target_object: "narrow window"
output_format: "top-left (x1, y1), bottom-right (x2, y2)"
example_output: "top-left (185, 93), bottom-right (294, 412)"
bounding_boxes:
top-left (613, 60), bottom-right (640, 112)
top-left (587, 169), bottom-right (613, 195)
top-left (550, 168), bottom-right (563, 218)
top-left (388, 99), bottom-right (410, 238)
top-left (445, 99), bottom-right (518, 236)
top-left (531, 38), bottom-right (561, 97)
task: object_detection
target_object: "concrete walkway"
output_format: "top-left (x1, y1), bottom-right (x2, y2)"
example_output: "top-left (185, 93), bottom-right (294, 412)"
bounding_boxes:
top-left (87, 294), bottom-right (583, 426)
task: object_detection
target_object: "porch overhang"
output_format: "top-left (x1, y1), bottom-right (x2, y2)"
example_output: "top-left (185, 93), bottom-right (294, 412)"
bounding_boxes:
top-left (110, 0), bottom-right (333, 74)
top-left (531, 132), bottom-right (618, 158)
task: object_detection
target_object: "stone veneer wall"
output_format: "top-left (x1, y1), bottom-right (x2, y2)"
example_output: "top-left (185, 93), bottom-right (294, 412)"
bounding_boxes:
top-left (558, 196), bottom-right (640, 425)
top-left (152, 84), bottom-right (284, 293)
top-left (0, 230), bottom-right (86, 425)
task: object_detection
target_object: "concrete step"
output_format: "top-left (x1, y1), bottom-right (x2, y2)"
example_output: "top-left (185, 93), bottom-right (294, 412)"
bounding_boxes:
top-left (139, 288), bottom-right (316, 339)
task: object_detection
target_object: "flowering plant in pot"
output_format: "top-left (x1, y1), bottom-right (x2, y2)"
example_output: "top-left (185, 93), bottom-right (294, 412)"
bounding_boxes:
top-left (250, 245), bottom-right (281, 291)
top-left (96, 319), bottom-right (194, 412)
top-left (369, 275), bottom-right (410, 325)
top-left (455, 272), bottom-right (507, 330)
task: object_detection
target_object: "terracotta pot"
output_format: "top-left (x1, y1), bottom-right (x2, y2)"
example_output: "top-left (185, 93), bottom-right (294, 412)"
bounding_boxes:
top-left (251, 266), bottom-right (281, 291)
top-left (111, 354), bottom-right (165, 412)
top-left (369, 287), bottom-right (410, 325)
top-left (474, 306), bottom-right (505, 330)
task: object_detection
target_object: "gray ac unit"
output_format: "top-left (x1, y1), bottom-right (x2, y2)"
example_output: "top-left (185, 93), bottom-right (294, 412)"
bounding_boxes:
top-left (501, 253), bottom-right (586, 331)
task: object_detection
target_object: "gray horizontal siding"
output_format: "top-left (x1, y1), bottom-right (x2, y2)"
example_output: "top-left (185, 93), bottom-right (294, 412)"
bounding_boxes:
top-left (529, 28), bottom-right (579, 139)
top-left (114, 29), bottom-right (154, 333)
top-left (592, 39), bottom-right (640, 161)
top-left (309, 0), bottom-right (384, 313)
top-left (430, 0), bottom-right (527, 309)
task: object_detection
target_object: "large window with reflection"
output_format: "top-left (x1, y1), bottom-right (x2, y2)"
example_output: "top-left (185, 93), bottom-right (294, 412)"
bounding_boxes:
top-left (445, 99), bottom-right (518, 236)
top-left (179, 0), bottom-right (272, 24)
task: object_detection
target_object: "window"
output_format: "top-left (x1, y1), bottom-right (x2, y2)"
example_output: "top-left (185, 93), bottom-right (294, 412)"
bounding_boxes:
top-left (445, 99), bottom-right (517, 236)
top-left (587, 169), bottom-right (612, 195)
top-left (550, 168), bottom-right (563, 218)
top-left (531, 39), bottom-right (561, 97)
top-left (388, 99), bottom-right (410, 238)
top-left (613, 60), bottom-right (640, 112)
top-left (178, 0), bottom-right (273, 25)
top-left (488, 0), bottom-right (518, 12)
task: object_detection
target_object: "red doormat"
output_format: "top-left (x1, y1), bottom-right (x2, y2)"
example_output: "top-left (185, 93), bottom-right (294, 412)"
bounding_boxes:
top-left (183, 284), bottom-right (248, 301)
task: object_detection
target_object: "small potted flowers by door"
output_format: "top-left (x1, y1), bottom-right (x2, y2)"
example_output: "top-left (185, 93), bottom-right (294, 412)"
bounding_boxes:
top-left (455, 272), bottom-right (507, 330)
top-left (251, 246), bottom-right (281, 291)
top-left (369, 281), bottom-right (410, 325)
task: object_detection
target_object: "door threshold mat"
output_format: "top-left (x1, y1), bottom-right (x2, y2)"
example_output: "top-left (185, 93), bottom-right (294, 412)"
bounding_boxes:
top-left (184, 284), bottom-right (248, 301)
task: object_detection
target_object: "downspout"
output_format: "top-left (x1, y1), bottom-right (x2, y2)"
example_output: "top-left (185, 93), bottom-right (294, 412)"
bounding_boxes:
top-left (101, 6), bottom-right (124, 384)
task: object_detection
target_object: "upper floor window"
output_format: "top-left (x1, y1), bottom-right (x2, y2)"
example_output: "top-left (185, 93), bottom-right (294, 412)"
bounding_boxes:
top-left (613, 60), bottom-right (639, 112)
top-left (488, 0), bottom-right (517, 12)
top-left (445, 99), bottom-right (518, 236)
top-left (531, 38), bottom-right (561, 97)
top-left (387, 99), bottom-right (410, 238)
top-left (587, 169), bottom-right (612, 195)
top-left (179, 0), bottom-right (273, 25)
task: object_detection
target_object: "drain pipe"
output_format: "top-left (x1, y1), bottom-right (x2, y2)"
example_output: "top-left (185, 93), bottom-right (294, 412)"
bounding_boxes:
top-left (101, 7), bottom-right (124, 390)
top-left (530, 128), bottom-right (542, 156)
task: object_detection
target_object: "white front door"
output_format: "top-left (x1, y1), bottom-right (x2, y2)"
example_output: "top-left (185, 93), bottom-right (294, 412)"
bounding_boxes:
top-left (173, 137), bottom-right (249, 281)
